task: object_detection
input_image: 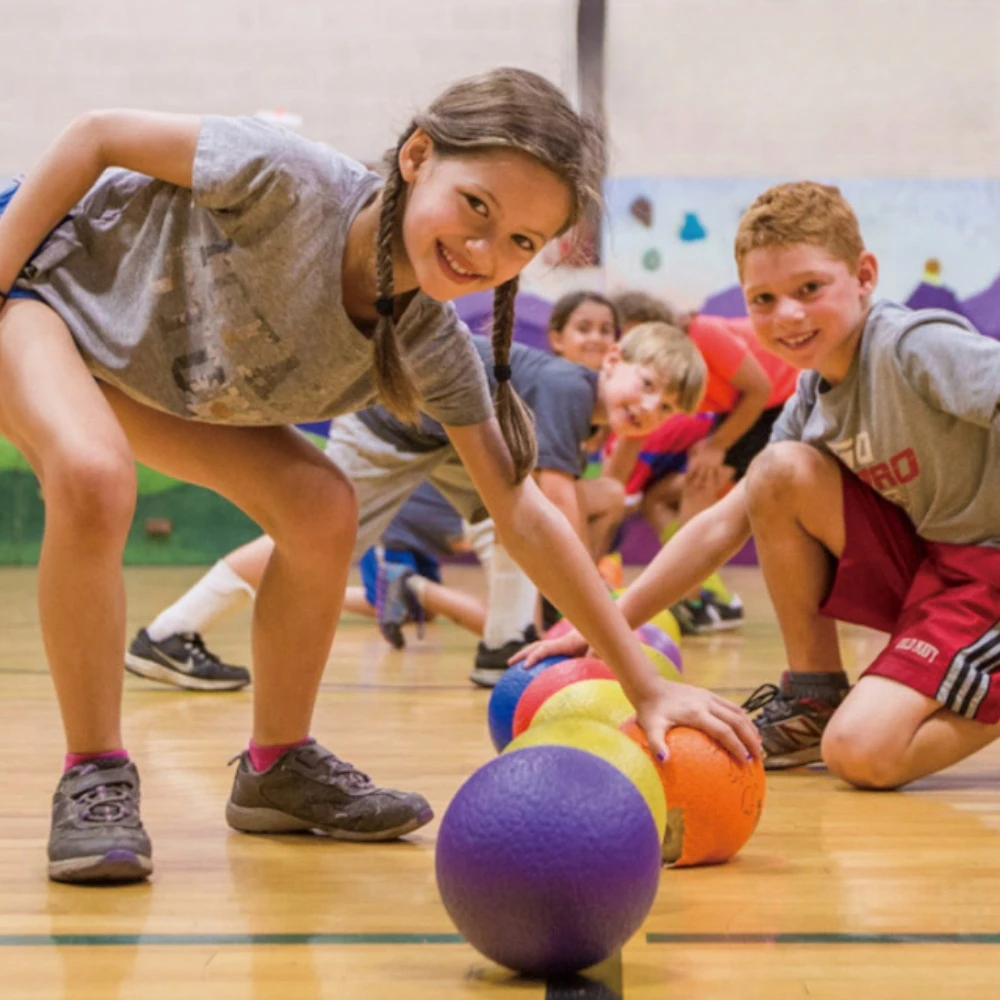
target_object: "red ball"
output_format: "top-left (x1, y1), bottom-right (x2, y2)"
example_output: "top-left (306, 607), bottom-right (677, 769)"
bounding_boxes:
top-left (543, 619), bottom-right (575, 641)
top-left (511, 657), bottom-right (614, 739)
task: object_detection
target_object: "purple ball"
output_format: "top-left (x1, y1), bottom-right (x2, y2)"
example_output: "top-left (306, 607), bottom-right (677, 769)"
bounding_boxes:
top-left (487, 655), bottom-right (568, 752)
top-left (436, 746), bottom-right (661, 977)
top-left (636, 623), bottom-right (683, 673)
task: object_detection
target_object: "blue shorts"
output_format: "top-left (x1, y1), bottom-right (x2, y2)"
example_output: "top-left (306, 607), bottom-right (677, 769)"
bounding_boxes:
top-left (0, 181), bottom-right (45, 303)
top-left (358, 546), bottom-right (443, 606)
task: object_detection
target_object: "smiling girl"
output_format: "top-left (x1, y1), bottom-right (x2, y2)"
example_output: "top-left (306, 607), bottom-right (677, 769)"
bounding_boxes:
top-left (0, 68), bottom-right (758, 885)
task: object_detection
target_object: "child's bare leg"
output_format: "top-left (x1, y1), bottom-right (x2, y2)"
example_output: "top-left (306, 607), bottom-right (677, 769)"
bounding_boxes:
top-left (577, 477), bottom-right (625, 559)
top-left (342, 586), bottom-right (376, 618)
top-left (744, 442), bottom-right (847, 674)
top-left (640, 473), bottom-right (683, 539)
top-left (224, 535), bottom-right (275, 589)
top-left (417, 579), bottom-right (485, 635)
top-left (105, 386), bottom-right (357, 746)
top-left (0, 301), bottom-right (133, 753)
top-left (824, 675), bottom-right (1000, 788)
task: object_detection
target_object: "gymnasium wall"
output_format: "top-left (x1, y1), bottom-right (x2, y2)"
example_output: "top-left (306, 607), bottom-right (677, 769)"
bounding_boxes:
top-left (1, 0), bottom-right (997, 563)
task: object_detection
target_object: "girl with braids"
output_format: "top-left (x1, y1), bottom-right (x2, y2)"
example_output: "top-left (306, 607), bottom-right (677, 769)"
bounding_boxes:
top-left (0, 68), bottom-right (759, 886)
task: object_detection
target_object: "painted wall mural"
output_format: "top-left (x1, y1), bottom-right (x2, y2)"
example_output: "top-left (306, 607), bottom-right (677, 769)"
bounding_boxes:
top-left (604, 177), bottom-right (1000, 338)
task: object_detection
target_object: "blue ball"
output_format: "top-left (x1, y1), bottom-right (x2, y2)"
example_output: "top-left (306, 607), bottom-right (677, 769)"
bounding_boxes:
top-left (487, 655), bottom-right (567, 752)
top-left (436, 745), bottom-right (661, 977)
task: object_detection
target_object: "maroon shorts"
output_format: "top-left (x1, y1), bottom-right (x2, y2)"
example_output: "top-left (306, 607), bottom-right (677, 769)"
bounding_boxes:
top-left (821, 469), bottom-right (1000, 723)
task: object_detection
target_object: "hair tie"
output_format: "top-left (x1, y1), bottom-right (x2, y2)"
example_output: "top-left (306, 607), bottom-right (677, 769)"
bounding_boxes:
top-left (493, 363), bottom-right (512, 383)
top-left (375, 296), bottom-right (394, 317)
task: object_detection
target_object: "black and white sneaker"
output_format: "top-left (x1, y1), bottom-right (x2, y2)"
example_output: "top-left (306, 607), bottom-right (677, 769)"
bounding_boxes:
top-left (469, 625), bottom-right (540, 689)
top-left (670, 598), bottom-right (721, 636)
top-left (125, 629), bottom-right (251, 692)
top-left (702, 590), bottom-right (745, 631)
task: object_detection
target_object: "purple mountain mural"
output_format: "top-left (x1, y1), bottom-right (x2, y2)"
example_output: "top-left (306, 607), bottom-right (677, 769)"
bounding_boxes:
top-left (962, 274), bottom-right (1000, 340)
top-left (905, 282), bottom-right (965, 314)
top-left (454, 290), bottom-right (553, 352)
top-left (701, 285), bottom-right (747, 318)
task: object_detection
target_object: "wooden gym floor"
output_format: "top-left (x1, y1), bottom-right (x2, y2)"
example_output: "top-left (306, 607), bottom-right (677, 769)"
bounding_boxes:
top-left (0, 563), bottom-right (998, 999)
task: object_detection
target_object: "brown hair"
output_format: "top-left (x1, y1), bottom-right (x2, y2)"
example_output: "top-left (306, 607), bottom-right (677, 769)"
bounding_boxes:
top-left (619, 322), bottom-right (706, 414)
top-left (734, 181), bottom-right (865, 278)
top-left (610, 290), bottom-right (683, 330)
top-left (548, 290), bottom-right (620, 340)
top-left (374, 68), bottom-right (605, 483)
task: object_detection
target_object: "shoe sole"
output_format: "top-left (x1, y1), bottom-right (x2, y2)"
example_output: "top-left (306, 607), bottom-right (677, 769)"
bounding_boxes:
top-left (469, 667), bottom-right (505, 689)
top-left (125, 653), bottom-right (250, 692)
top-left (48, 849), bottom-right (153, 884)
top-left (224, 802), bottom-right (434, 842)
top-left (763, 748), bottom-right (824, 770)
top-left (705, 618), bottom-right (745, 633)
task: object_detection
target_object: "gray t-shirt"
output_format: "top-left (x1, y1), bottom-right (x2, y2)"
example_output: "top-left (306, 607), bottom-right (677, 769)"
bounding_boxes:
top-left (772, 299), bottom-right (1000, 547)
top-left (355, 336), bottom-right (599, 477)
top-left (18, 116), bottom-right (491, 428)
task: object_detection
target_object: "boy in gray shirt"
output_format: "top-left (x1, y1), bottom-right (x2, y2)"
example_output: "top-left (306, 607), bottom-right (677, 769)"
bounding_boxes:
top-left (521, 180), bottom-right (1000, 789)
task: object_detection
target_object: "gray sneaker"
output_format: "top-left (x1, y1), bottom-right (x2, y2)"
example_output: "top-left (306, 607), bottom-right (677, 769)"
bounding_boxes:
top-left (225, 740), bottom-right (433, 842)
top-left (48, 758), bottom-right (153, 884)
top-left (126, 628), bottom-right (250, 692)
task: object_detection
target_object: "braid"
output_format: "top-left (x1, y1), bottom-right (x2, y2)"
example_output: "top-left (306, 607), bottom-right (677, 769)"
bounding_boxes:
top-left (491, 276), bottom-right (537, 484)
top-left (372, 142), bottom-right (420, 423)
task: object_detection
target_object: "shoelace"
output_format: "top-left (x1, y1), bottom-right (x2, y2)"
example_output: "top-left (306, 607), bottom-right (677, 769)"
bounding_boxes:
top-left (180, 632), bottom-right (223, 666)
top-left (741, 682), bottom-right (784, 719)
top-left (300, 746), bottom-right (374, 792)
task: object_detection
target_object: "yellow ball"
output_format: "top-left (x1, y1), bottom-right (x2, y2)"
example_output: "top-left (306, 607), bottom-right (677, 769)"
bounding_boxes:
top-left (648, 608), bottom-right (682, 645)
top-left (640, 644), bottom-right (682, 683)
top-left (506, 719), bottom-right (666, 841)
top-left (530, 678), bottom-right (635, 732)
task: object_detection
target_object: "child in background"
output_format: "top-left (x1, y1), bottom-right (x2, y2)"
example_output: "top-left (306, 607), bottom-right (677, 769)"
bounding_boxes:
top-left (521, 180), bottom-right (1000, 787)
top-left (0, 69), bottom-right (759, 883)
top-left (605, 290), bottom-right (798, 633)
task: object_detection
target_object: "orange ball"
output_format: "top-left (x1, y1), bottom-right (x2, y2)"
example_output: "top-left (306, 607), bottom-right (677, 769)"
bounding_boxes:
top-left (621, 720), bottom-right (766, 867)
top-left (511, 658), bottom-right (614, 738)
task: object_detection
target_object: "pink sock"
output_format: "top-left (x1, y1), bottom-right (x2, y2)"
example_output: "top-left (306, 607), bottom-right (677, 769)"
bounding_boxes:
top-left (64, 749), bottom-right (129, 773)
top-left (248, 737), bottom-right (311, 772)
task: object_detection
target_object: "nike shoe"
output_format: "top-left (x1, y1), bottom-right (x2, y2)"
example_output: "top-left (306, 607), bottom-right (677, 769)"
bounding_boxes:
top-left (125, 629), bottom-right (250, 691)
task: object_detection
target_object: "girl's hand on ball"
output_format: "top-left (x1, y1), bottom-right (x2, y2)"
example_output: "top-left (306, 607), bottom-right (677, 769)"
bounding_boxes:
top-left (509, 630), bottom-right (590, 668)
top-left (636, 679), bottom-right (762, 763)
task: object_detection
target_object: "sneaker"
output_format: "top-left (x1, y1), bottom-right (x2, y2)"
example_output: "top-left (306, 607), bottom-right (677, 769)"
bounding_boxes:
top-left (670, 598), bottom-right (721, 636)
top-left (48, 758), bottom-right (153, 884)
top-left (469, 625), bottom-right (540, 689)
top-left (701, 590), bottom-right (745, 631)
top-left (225, 740), bottom-right (433, 841)
top-left (742, 676), bottom-right (846, 770)
top-left (375, 563), bottom-right (424, 650)
top-left (126, 629), bottom-right (250, 692)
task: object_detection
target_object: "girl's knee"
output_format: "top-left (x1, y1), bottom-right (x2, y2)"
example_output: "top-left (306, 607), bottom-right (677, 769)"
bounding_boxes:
top-left (43, 445), bottom-right (137, 535)
top-left (271, 462), bottom-right (358, 552)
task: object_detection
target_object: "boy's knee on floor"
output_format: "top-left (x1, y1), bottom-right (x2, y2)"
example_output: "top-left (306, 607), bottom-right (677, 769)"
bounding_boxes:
top-left (821, 718), bottom-right (907, 790)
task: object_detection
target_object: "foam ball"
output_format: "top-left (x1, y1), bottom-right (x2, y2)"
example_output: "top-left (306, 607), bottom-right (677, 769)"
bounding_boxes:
top-left (543, 618), bottom-right (575, 641)
top-left (506, 719), bottom-right (666, 841)
top-left (487, 655), bottom-right (568, 752)
top-left (436, 747), bottom-right (661, 977)
top-left (511, 658), bottom-right (615, 738)
top-left (648, 608), bottom-right (682, 646)
top-left (621, 720), bottom-right (767, 867)
top-left (639, 642), bottom-right (683, 684)
top-left (530, 679), bottom-right (635, 734)
top-left (636, 623), bottom-right (683, 673)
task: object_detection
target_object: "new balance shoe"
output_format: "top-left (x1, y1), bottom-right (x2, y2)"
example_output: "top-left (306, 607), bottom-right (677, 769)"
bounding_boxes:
top-left (225, 740), bottom-right (433, 841)
top-left (48, 758), bottom-right (153, 884)
top-left (670, 598), bottom-right (721, 636)
top-left (742, 672), bottom-right (848, 770)
top-left (470, 625), bottom-right (540, 689)
top-left (126, 629), bottom-right (250, 691)
top-left (375, 562), bottom-right (424, 650)
top-left (702, 590), bottom-right (745, 631)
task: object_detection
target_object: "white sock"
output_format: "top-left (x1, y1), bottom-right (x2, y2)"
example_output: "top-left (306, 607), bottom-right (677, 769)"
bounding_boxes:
top-left (483, 541), bottom-right (538, 648)
top-left (463, 517), bottom-right (495, 577)
top-left (147, 560), bottom-right (256, 640)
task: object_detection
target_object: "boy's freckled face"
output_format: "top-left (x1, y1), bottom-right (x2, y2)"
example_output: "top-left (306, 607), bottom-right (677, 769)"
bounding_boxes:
top-left (548, 301), bottom-right (618, 372)
top-left (741, 244), bottom-right (877, 383)
top-left (398, 135), bottom-right (572, 302)
top-left (602, 355), bottom-right (678, 438)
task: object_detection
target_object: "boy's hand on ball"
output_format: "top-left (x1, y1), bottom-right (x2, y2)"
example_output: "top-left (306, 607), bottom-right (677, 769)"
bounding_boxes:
top-left (636, 679), bottom-right (762, 764)
top-left (509, 630), bottom-right (589, 668)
